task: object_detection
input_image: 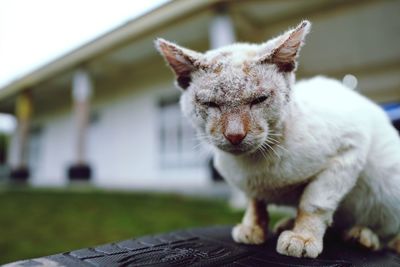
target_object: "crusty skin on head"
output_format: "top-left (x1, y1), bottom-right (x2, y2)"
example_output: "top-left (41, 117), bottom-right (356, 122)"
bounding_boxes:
top-left (155, 20), bottom-right (400, 258)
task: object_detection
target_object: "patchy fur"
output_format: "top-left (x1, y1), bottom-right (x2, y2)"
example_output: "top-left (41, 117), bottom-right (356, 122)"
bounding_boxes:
top-left (156, 20), bottom-right (400, 258)
top-left (232, 199), bottom-right (269, 244)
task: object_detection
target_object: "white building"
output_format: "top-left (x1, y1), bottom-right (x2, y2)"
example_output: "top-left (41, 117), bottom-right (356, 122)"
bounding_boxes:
top-left (0, 0), bottom-right (399, 191)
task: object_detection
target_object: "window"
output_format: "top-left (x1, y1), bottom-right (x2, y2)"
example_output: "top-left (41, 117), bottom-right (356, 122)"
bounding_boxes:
top-left (158, 95), bottom-right (208, 168)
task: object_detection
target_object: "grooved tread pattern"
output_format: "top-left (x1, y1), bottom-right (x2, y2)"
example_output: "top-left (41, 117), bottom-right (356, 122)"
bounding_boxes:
top-left (3, 226), bottom-right (400, 267)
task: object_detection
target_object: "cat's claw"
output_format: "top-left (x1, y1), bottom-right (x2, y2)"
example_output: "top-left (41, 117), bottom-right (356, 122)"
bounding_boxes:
top-left (277, 230), bottom-right (322, 258)
top-left (232, 223), bottom-right (267, 245)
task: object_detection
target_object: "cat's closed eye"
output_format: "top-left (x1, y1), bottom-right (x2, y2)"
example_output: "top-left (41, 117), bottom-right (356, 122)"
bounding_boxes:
top-left (202, 101), bottom-right (219, 109)
top-left (250, 96), bottom-right (268, 107)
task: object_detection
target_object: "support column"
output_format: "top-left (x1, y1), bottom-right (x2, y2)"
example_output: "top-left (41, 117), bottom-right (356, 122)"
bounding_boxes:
top-left (68, 69), bottom-right (93, 181)
top-left (209, 5), bottom-right (236, 49)
top-left (10, 90), bottom-right (32, 182)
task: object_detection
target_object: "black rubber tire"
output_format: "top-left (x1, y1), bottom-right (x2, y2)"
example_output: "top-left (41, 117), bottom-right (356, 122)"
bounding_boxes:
top-left (4, 226), bottom-right (400, 266)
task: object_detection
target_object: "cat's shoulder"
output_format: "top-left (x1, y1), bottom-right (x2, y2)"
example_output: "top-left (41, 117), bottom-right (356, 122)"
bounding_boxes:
top-left (294, 76), bottom-right (352, 95)
top-left (293, 76), bottom-right (376, 112)
top-left (291, 76), bottom-right (388, 130)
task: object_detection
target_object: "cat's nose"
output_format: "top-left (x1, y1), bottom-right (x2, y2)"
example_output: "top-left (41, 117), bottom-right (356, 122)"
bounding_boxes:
top-left (224, 132), bottom-right (246, 145)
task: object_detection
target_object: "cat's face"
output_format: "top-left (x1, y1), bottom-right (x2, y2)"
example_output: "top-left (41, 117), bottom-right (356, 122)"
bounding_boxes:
top-left (157, 21), bottom-right (310, 155)
top-left (180, 58), bottom-right (290, 154)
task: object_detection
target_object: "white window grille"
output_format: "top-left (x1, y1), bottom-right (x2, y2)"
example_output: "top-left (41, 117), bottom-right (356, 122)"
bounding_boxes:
top-left (158, 96), bottom-right (208, 168)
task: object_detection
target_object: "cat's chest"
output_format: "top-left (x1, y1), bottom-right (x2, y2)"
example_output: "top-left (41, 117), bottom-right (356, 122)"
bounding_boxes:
top-left (214, 147), bottom-right (328, 200)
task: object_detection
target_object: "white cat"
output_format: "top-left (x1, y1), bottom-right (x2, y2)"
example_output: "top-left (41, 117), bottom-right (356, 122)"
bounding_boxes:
top-left (156, 20), bottom-right (400, 258)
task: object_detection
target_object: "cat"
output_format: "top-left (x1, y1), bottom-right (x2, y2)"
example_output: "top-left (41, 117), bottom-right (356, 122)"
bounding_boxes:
top-left (155, 20), bottom-right (400, 258)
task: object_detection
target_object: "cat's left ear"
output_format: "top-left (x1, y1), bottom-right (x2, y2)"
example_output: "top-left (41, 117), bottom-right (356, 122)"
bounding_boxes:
top-left (259, 20), bottom-right (311, 72)
top-left (155, 38), bottom-right (203, 90)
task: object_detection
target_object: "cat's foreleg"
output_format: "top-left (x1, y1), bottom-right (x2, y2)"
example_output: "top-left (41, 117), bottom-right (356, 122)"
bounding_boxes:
top-left (232, 199), bottom-right (269, 244)
top-left (277, 148), bottom-right (363, 258)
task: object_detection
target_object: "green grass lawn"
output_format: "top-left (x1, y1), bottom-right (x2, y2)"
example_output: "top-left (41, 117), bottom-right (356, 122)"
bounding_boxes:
top-left (0, 188), bottom-right (286, 264)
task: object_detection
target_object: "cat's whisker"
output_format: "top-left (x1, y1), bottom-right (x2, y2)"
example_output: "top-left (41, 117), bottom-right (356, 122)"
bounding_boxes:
top-left (193, 135), bottom-right (208, 141)
top-left (266, 138), bottom-right (280, 147)
top-left (268, 132), bottom-right (282, 136)
top-left (260, 149), bottom-right (269, 161)
top-left (194, 133), bottom-right (210, 140)
top-left (266, 137), bottom-right (279, 144)
top-left (275, 144), bottom-right (289, 154)
top-left (261, 143), bottom-right (273, 157)
top-left (195, 132), bottom-right (208, 137)
top-left (264, 142), bottom-right (281, 160)
top-left (192, 142), bottom-right (205, 150)
top-left (258, 144), bottom-right (269, 161)
top-left (191, 134), bottom-right (205, 140)
top-left (192, 137), bottom-right (208, 145)
top-left (266, 136), bottom-right (288, 155)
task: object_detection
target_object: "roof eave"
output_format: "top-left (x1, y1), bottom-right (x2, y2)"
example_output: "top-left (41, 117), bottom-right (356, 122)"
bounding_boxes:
top-left (0, 0), bottom-right (221, 100)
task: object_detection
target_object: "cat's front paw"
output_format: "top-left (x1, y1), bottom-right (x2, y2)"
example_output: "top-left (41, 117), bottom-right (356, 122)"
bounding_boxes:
top-left (232, 223), bottom-right (267, 244)
top-left (277, 230), bottom-right (322, 258)
top-left (344, 226), bottom-right (380, 250)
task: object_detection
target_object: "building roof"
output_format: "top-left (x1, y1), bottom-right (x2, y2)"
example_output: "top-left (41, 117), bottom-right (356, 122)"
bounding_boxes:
top-left (0, 0), bottom-right (215, 113)
top-left (0, 0), bottom-right (399, 115)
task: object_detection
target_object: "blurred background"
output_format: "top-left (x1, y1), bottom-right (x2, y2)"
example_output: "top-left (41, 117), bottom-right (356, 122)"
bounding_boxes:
top-left (0, 0), bottom-right (399, 264)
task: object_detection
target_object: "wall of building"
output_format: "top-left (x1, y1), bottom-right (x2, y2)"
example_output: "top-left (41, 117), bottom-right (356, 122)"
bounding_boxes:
top-left (16, 81), bottom-right (212, 190)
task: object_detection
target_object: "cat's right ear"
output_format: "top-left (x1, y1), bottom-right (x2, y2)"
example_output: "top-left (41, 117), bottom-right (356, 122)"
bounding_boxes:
top-left (258, 20), bottom-right (311, 72)
top-left (155, 38), bottom-right (203, 90)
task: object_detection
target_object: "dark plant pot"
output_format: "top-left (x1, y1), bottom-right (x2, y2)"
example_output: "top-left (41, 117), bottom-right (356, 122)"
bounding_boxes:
top-left (10, 166), bottom-right (30, 183)
top-left (68, 163), bottom-right (92, 181)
